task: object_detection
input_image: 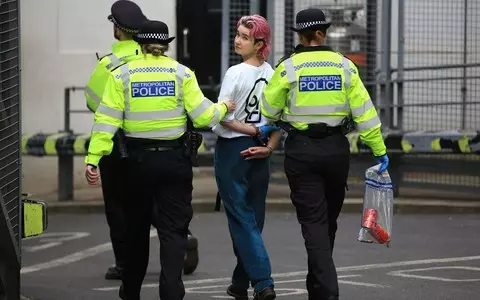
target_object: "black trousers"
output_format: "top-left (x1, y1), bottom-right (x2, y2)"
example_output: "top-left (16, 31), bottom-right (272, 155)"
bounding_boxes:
top-left (283, 133), bottom-right (350, 300)
top-left (122, 148), bottom-right (193, 300)
top-left (98, 148), bottom-right (127, 269)
top-left (98, 142), bottom-right (194, 271)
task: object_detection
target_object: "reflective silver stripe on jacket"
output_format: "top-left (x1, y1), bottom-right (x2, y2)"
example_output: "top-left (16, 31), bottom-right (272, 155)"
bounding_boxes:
top-left (341, 55), bottom-right (381, 130)
top-left (342, 56), bottom-right (352, 89)
top-left (124, 125), bottom-right (186, 139)
top-left (356, 115), bottom-right (381, 131)
top-left (92, 123), bottom-right (118, 134)
top-left (282, 114), bottom-right (345, 126)
top-left (85, 86), bottom-right (102, 109)
top-left (283, 57), bottom-right (349, 115)
top-left (106, 54), bottom-right (123, 70)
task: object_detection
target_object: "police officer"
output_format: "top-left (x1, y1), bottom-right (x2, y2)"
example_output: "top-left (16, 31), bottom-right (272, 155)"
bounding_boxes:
top-left (84, 0), bottom-right (200, 280)
top-left (260, 8), bottom-right (389, 300)
top-left (85, 20), bottom-right (235, 300)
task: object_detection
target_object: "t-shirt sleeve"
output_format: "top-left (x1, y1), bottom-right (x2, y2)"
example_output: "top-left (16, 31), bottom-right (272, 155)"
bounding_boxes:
top-left (217, 67), bottom-right (239, 122)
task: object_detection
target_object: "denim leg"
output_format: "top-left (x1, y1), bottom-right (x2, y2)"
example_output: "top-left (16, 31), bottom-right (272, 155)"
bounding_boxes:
top-left (214, 137), bottom-right (274, 292)
top-left (246, 158), bottom-right (270, 232)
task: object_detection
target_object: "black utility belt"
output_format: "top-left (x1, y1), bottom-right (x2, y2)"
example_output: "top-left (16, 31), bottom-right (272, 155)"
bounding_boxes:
top-left (297, 124), bottom-right (343, 138)
top-left (125, 136), bottom-right (185, 151)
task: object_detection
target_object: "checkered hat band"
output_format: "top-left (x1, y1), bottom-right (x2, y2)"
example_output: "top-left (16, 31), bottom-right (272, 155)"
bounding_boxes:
top-left (137, 33), bottom-right (169, 40)
top-left (296, 20), bottom-right (330, 29)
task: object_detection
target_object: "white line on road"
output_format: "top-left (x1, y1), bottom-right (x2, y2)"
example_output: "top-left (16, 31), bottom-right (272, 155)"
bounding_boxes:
top-left (21, 230), bottom-right (157, 274)
top-left (388, 266), bottom-right (480, 282)
top-left (23, 232), bottom-right (90, 253)
top-left (211, 288), bottom-right (307, 298)
top-left (338, 280), bottom-right (389, 288)
top-left (93, 254), bottom-right (480, 292)
top-left (24, 242), bottom-right (62, 252)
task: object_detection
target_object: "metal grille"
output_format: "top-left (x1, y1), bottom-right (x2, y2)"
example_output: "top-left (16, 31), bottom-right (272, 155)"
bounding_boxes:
top-left (0, 0), bottom-right (21, 249)
top-left (228, 0), bottom-right (251, 67)
top-left (400, 0), bottom-right (480, 130)
top-left (278, 0), bottom-right (380, 100)
top-left (250, 0), bottom-right (479, 196)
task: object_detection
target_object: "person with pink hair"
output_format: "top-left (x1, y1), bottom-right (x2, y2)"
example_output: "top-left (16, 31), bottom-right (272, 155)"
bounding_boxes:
top-left (212, 15), bottom-right (281, 300)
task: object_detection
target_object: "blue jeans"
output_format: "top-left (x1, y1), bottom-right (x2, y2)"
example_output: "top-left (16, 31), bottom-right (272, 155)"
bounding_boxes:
top-left (214, 136), bottom-right (274, 292)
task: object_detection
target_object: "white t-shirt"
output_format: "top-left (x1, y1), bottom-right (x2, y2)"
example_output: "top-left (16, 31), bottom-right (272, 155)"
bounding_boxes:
top-left (212, 62), bottom-right (274, 139)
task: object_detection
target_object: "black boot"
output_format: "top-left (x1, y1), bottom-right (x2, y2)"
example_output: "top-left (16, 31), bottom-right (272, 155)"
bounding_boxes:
top-left (105, 265), bottom-right (123, 280)
top-left (253, 286), bottom-right (276, 300)
top-left (183, 233), bottom-right (199, 275)
top-left (226, 284), bottom-right (249, 300)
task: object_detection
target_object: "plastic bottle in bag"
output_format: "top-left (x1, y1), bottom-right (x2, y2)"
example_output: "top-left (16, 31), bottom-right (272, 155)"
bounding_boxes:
top-left (357, 164), bottom-right (394, 247)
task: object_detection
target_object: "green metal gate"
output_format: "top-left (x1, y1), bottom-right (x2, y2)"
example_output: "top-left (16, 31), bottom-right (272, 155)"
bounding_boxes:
top-left (0, 0), bottom-right (22, 299)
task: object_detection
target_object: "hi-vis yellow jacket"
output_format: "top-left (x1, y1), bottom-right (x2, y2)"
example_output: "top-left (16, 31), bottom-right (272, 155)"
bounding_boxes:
top-left (85, 54), bottom-right (228, 166)
top-left (85, 40), bottom-right (142, 112)
top-left (261, 46), bottom-right (386, 156)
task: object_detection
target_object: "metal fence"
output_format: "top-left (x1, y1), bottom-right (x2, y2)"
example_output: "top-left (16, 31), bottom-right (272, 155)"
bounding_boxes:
top-left (270, 0), bottom-right (480, 131)
top-left (223, 0), bottom-right (480, 131)
top-left (219, 0), bottom-right (480, 197)
top-left (0, 0), bottom-right (22, 298)
top-left (0, 0), bottom-right (21, 246)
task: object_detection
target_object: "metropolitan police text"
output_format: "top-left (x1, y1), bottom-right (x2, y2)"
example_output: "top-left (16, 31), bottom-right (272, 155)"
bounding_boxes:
top-left (299, 75), bottom-right (342, 92)
top-left (131, 81), bottom-right (176, 97)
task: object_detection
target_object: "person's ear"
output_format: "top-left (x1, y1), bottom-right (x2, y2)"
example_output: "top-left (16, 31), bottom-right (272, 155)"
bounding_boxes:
top-left (254, 40), bottom-right (264, 52)
top-left (316, 30), bottom-right (326, 39)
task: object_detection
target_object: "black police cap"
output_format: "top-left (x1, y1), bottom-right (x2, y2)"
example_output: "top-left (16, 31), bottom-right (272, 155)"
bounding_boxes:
top-left (108, 0), bottom-right (147, 34)
top-left (134, 20), bottom-right (176, 44)
top-left (291, 8), bottom-right (331, 32)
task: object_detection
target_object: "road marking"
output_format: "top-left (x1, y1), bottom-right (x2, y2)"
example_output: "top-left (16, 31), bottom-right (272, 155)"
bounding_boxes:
top-left (93, 254), bottom-right (480, 292)
top-left (211, 289), bottom-right (307, 298)
top-left (21, 230), bottom-right (157, 274)
top-left (338, 280), bottom-right (389, 288)
top-left (182, 276), bottom-right (362, 297)
top-left (23, 232), bottom-right (90, 252)
top-left (388, 266), bottom-right (480, 282)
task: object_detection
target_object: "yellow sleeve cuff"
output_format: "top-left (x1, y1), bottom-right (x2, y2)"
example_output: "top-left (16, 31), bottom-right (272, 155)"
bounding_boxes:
top-left (85, 155), bottom-right (101, 167)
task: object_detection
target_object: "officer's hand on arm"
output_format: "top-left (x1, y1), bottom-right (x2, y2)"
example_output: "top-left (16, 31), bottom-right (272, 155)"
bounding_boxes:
top-left (222, 100), bottom-right (236, 112)
top-left (85, 165), bottom-right (100, 185)
top-left (257, 125), bottom-right (280, 141)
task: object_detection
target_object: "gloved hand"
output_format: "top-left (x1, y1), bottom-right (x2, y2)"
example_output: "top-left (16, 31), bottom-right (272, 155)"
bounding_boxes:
top-left (375, 154), bottom-right (389, 174)
top-left (258, 125), bottom-right (280, 141)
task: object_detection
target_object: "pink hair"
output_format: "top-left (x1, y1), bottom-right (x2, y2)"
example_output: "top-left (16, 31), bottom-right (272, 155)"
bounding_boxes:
top-left (237, 15), bottom-right (272, 60)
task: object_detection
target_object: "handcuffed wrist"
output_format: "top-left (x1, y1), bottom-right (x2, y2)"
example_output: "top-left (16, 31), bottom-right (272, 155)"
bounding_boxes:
top-left (266, 145), bottom-right (273, 154)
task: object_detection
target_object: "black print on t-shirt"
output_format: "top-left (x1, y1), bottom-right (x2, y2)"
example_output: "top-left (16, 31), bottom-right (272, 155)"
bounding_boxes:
top-left (244, 78), bottom-right (268, 124)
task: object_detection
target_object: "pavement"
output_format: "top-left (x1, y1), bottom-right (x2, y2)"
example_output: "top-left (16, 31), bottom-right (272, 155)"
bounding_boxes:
top-left (21, 157), bottom-right (480, 214)
top-left (20, 212), bottom-right (480, 300)
top-left (28, 167), bottom-right (480, 215)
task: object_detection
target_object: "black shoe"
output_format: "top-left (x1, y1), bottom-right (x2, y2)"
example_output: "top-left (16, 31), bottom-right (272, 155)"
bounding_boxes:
top-left (105, 265), bottom-right (123, 280)
top-left (183, 234), bottom-right (199, 275)
top-left (253, 286), bottom-right (276, 300)
top-left (226, 284), bottom-right (248, 300)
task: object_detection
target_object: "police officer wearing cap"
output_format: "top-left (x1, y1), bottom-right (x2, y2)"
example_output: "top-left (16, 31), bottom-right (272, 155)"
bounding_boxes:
top-left (84, 0), bottom-right (201, 280)
top-left (84, 0), bottom-right (147, 281)
top-left (85, 19), bottom-right (235, 300)
top-left (261, 8), bottom-right (389, 300)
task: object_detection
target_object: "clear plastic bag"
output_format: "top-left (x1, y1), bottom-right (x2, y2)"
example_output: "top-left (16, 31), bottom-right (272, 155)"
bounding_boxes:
top-left (357, 164), bottom-right (394, 247)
